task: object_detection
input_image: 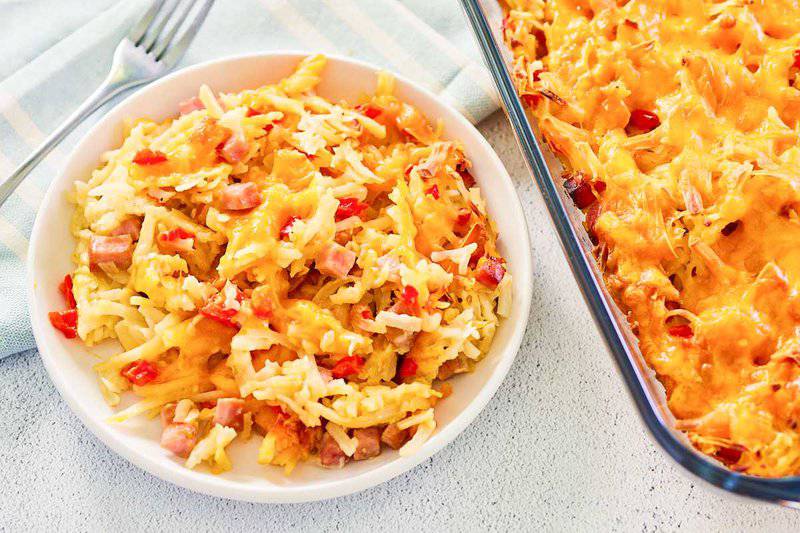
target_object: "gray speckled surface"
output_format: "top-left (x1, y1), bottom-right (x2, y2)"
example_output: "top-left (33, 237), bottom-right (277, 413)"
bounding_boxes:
top-left (1, 112), bottom-right (798, 531)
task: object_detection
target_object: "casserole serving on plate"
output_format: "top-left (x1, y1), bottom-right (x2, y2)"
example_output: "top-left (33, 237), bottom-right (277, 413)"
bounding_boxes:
top-left (462, 0), bottom-right (800, 505)
top-left (28, 52), bottom-right (532, 503)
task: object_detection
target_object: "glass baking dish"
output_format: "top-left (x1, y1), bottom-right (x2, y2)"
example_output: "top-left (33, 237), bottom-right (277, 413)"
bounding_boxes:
top-left (460, 0), bottom-right (800, 506)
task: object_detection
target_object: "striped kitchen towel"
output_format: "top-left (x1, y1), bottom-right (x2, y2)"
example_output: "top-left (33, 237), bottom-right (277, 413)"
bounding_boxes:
top-left (0, 0), bottom-right (498, 358)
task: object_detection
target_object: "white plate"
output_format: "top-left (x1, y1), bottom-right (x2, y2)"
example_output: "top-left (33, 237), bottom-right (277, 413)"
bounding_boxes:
top-left (27, 52), bottom-right (532, 503)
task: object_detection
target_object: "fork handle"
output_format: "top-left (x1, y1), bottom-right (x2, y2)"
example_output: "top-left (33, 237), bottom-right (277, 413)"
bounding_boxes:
top-left (0, 74), bottom-right (140, 207)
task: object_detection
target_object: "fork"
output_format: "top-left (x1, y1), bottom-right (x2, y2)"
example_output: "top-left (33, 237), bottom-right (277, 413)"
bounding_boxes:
top-left (0, 0), bottom-right (215, 207)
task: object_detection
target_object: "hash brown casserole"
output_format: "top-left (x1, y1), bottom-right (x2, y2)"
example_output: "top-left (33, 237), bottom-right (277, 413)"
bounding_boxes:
top-left (48, 55), bottom-right (512, 473)
top-left (503, 0), bottom-right (800, 476)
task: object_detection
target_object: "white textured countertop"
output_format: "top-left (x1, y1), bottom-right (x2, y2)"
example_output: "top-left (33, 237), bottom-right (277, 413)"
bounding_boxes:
top-left (1, 111), bottom-right (798, 531)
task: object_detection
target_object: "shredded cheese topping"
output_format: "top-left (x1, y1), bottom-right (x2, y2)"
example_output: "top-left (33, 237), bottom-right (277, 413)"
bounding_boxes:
top-left (504, 0), bottom-right (800, 476)
top-left (61, 55), bottom-right (512, 474)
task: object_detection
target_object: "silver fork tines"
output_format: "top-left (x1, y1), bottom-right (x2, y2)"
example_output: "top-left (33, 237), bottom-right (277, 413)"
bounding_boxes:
top-left (0, 0), bottom-right (215, 207)
top-left (130, 0), bottom-right (215, 66)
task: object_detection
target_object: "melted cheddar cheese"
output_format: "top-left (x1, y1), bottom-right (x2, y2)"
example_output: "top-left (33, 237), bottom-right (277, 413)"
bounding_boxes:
top-left (62, 56), bottom-right (512, 474)
top-left (503, 0), bottom-right (800, 476)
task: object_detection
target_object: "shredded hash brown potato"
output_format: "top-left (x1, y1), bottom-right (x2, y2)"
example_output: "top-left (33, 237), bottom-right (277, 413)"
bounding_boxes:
top-left (51, 55), bottom-right (511, 474)
top-left (503, 0), bottom-right (800, 476)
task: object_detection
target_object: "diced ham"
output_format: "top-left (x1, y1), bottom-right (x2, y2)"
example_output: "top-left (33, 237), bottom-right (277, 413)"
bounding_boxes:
top-left (220, 131), bottom-right (249, 163)
top-left (316, 243), bottom-right (356, 278)
top-left (220, 182), bottom-right (262, 211)
top-left (213, 398), bottom-right (245, 431)
top-left (109, 217), bottom-right (142, 241)
top-left (381, 423), bottom-right (410, 450)
top-left (161, 403), bottom-right (177, 427)
top-left (160, 422), bottom-right (198, 458)
top-left (319, 432), bottom-right (348, 469)
top-left (352, 427), bottom-right (382, 461)
top-left (179, 96), bottom-right (205, 115)
top-left (89, 235), bottom-right (133, 269)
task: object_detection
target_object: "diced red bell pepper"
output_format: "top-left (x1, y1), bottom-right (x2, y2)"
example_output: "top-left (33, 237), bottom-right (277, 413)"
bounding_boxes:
top-left (246, 107), bottom-right (261, 117)
top-left (564, 174), bottom-right (596, 209)
top-left (59, 274), bottom-right (77, 309)
top-left (521, 94), bottom-right (541, 108)
top-left (355, 104), bottom-right (382, 119)
top-left (668, 324), bottom-right (693, 338)
top-left (157, 227), bottom-right (195, 254)
top-left (361, 309), bottom-right (373, 319)
top-left (476, 256), bottom-right (506, 289)
top-left (253, 297), bottom-right (273, 319)
top-left (466, 223), bottom-right (487, 267)
top-left (715, 445), bottom-right (744, 465)
top-left (280, 216), bottom-right (300, 240)
top-left (455, 208), bottom-right (472, 227)
top-left (532, 69), bottom-right (544, 82)
top-left (793, 50), bottom-right (800, 69)
top-left (398, 285), bottom-right (420, 315)
top-left (331, 356), bottom-right (364, 379)
top-left (268, 405), bottom-right (287, 419)
top-left (334, 198), bottom-right (369, 222)
top-left (252, 303), bottom-right (272, 319)
top-left (628, 109), bottom-right (661, 131)
top-left (132, 149), bottom-right (168, 166)
top-left (263, 117), bottom-right (284, 134)
top-left (425, 185), bottom-right (440, 200)
top-left (159, 227), bottom-right (195, 242)
top-left (200, 303), bottom-right (238, 328)
top-left (49, 309), bottom-right (78, 339)
top-left (397, 356), bottom-right (418, 378)
top-left (121, 359), bottom-right (159, 386)
top-left (200, 284), bottom-right (243, 329)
